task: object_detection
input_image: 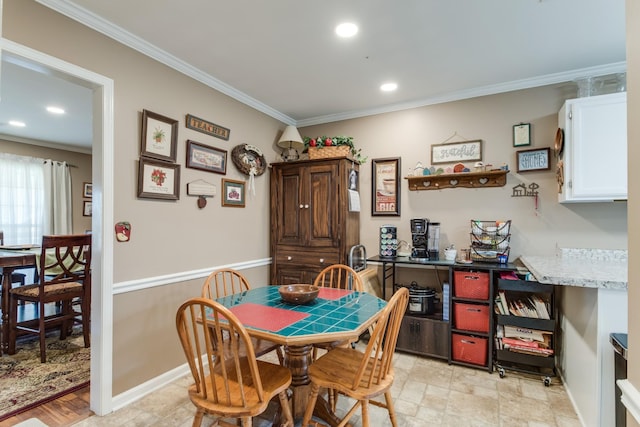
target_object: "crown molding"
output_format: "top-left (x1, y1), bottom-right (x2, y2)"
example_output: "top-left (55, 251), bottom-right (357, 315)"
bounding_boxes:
top-left (36, 0), bottom-right (296, 126)
top-left (34, 1), bottom-right (627, 129)
top-left (297, 61), bottom-right (627, 127)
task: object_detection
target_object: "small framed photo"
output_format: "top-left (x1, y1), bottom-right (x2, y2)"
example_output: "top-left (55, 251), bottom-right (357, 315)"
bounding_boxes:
top-left (513, 123), bottom-right (531, 147)
top-left (140, 109), bottom-right (178, 162)
top-left (516, 147), bottom-right (551, 173)
top-left (83, 182), bottom-right (92, 198)
top-left (371, 157), bottom-right (401, 216)
top-left (82, 201), bottom-right (92, 217)
top-left (137, 158), bottom-right (181, 200)
top-left (186, 140), bottom-right (227, 174)
top-left (221, 178), bottom-right (245, 208)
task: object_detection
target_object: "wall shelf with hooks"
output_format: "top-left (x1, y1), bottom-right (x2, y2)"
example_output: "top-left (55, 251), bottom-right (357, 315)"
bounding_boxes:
top-left (405, 170), bottom-right (509, 191)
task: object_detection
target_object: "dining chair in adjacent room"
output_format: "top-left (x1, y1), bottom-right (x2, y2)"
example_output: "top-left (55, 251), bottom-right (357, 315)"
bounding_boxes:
top-left (302, 287), bottom-right (409, 427)
top-left (202, 268), bottom-right (284, 364)
top-left (311, 263), bottom-right (365, 360)
top-left (8, 234), bottom-right (91, 363)
top-left (176, 297), bottom-right (294, 427)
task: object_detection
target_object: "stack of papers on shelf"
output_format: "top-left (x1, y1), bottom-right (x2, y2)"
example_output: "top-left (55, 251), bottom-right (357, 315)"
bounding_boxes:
top-left (496, 325), bottom-right (554, 356)
top-left (494, 291), bottom-right (550, 319)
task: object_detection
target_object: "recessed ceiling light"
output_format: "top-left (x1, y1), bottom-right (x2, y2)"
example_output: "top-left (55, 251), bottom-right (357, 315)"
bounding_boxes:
top-left (336, 22), bottom-right (358, 38)
top-left (380, 82), bottom-right (398, 92)
top-left (9, 120), bottom-right (26, 127)
top-left (46, 106), bottom-right (65, 114)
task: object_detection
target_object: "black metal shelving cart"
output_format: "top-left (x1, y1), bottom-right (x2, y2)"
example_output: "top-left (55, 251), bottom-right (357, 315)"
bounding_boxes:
top-left (494, 278), bottom-right (557, 386)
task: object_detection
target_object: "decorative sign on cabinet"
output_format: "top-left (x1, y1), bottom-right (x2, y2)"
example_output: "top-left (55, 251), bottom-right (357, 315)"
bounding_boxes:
top-left (558, 92), bottom-right (627, 203)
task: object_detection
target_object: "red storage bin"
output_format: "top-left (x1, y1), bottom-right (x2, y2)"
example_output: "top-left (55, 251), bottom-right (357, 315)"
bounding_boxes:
top-left (454, 271), bottom-right (490, 299)
top-left (452, 333), bottom-right (488, 366)
top-left (454, 302), bottom-right (489, 332)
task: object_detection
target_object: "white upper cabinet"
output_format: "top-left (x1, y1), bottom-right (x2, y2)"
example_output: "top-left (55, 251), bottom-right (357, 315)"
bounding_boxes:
top-left (558, 92), bottom-right (627, 203)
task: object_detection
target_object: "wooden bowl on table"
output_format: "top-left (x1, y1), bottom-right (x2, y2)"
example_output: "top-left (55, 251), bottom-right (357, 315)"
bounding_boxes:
top-left (279, 284), bottom-right (319, 304)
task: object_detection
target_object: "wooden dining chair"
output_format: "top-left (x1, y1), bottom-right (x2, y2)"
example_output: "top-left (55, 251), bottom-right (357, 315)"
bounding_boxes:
top-left (8, 234), bottom-right (91, 363)
top-left (202, 268), bottom-right (284, 364)
top-left (313, 263), bottom-right (364, 292)
top-left (311, 264), bottom-right (365, 360)
top-left (302, 287), bottom-right (409, 427)
top-left (176, 297), bottom-right (294, 427)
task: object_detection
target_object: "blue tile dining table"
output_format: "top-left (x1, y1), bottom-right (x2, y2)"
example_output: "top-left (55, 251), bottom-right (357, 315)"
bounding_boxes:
top-left (214, 285), bottom-right (387, 425)
top-left (0, 246), bottom-right (39, 354)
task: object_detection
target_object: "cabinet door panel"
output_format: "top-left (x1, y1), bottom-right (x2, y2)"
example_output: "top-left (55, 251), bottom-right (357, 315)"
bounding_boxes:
top-left (396, 316), bottom-right (417, 353)
top-left (276, 168), bottom-right (305, 245)
top-left (307, 164), bottom-right (339, 247)
top-left (416, 318), bottom-right (449, 358)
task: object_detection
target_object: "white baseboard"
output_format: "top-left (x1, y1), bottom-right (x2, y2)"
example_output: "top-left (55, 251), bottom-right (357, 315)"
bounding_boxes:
top-left (618, 379), bottom-right (640, 423)
top-left (111, 362), bottom-right (191, 411)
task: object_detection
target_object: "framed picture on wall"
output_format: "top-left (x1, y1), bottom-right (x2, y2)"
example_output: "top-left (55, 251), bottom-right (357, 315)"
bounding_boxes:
top-left (371, 157), bottom-right (401, 216)
top-left (221, 178), bottom-right (246, 207)
top-left (140, 109), bottom-right (179, 163)
top-left (82, 201), bottom-right (92, 216)
top-left (83, 182), bottom-right (92, 198)
top-left (186, 140), bottom-right (227, 174)
top-left (516, 147), bottom-right (551, 172)
top-left (137, 158), bottom-right (181, 200)
top-left (513, 123), bottom-right (531, 147)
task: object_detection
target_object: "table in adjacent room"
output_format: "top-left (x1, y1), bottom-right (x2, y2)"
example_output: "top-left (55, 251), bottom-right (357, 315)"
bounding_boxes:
top-left (0, 248), bottom-right (38, 354)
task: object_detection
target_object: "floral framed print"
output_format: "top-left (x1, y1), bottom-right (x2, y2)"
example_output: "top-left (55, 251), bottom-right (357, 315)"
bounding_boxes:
top-left (372, 157), bottom-right (401, 216)
top-left (140, 109), bottom-right (178, 163)
top-left (221, 178), bottom-right (245, 207)
top-left (186, 140), bottom-right (227, 174)
top-left (137, 158), bottom-right (181, 200)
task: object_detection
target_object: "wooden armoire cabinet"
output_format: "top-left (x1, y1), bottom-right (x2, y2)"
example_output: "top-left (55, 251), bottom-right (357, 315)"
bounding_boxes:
top-left (270, 157), bottom-right (360, 285)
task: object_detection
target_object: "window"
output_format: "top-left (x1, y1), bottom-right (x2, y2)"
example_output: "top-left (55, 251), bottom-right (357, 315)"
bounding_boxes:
top-left (0, 153), bottom-right (45, 244)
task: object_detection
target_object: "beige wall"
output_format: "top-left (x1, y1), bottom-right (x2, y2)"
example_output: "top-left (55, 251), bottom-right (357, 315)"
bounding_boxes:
top-left (4, 0), bottom-right (284, 394)
top-left (301, 85), bottom-right (627, 259)
top-left (626, 0), bottom-right (638, 426)
top-left (3, 0), bottom-right (631, 401)
top-left (0, 139), bottom-right (92, 234)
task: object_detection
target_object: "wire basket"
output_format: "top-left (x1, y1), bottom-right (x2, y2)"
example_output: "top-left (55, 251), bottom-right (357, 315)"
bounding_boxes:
top-left (470, 233), bottom-right (511, 252)
top-left (470, 246), bottom-right (510, 263)
top-left (470, 220), bottom-right (511, 237)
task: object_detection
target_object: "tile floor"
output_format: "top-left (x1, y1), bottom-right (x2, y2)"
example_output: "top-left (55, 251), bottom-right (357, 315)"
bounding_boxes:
top-left (72, 347), bottom-right (581, 427)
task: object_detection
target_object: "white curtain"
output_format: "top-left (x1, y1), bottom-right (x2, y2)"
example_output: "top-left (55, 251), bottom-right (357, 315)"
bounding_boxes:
top-left (43, 159), bottom-right (73, 235)
top-left (0, 153), bottom-right (45, 244)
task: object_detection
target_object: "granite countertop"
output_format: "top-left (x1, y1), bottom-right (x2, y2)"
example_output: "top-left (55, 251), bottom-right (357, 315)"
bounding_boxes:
top-left (520, 248), bottom-right (628, 290)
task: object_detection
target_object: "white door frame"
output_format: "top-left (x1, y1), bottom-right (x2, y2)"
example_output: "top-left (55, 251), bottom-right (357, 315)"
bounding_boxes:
top-left (0, 38), bottom-right (115, 416)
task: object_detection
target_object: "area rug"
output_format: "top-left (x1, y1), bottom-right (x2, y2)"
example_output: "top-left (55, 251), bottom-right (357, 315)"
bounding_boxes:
top-left (0, 329), bottom-right (90, 421)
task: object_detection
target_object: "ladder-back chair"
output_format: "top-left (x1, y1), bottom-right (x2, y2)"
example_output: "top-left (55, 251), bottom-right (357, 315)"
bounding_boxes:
top-left (176, 297), bottom-right (293, 427)
top-left (202, 268), bottom-right (284, 364)
top-left (302, 287), bottom-right (409, 427)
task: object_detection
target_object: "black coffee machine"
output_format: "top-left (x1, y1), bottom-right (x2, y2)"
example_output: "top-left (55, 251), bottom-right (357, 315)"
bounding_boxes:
top-left (410, 218), bottom-right (429, 260)
top-left (410, 218), bottom-right (440, 260)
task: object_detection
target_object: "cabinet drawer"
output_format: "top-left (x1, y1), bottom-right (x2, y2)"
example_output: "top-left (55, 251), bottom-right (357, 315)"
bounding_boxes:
top-left (275, 250), bottom-right (339, 270)
top-left (454, 302), bottom-right (489, 333)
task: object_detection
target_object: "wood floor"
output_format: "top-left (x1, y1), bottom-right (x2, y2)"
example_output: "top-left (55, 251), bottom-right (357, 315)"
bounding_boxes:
top-left (0, 386), bottom-right (91, 427)
top-left (1, 302), bottom-right (91, 427)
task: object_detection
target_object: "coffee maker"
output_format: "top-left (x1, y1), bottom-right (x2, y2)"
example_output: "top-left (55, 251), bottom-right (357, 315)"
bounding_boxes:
top-left (410, 218), bottom-right (429, 260)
